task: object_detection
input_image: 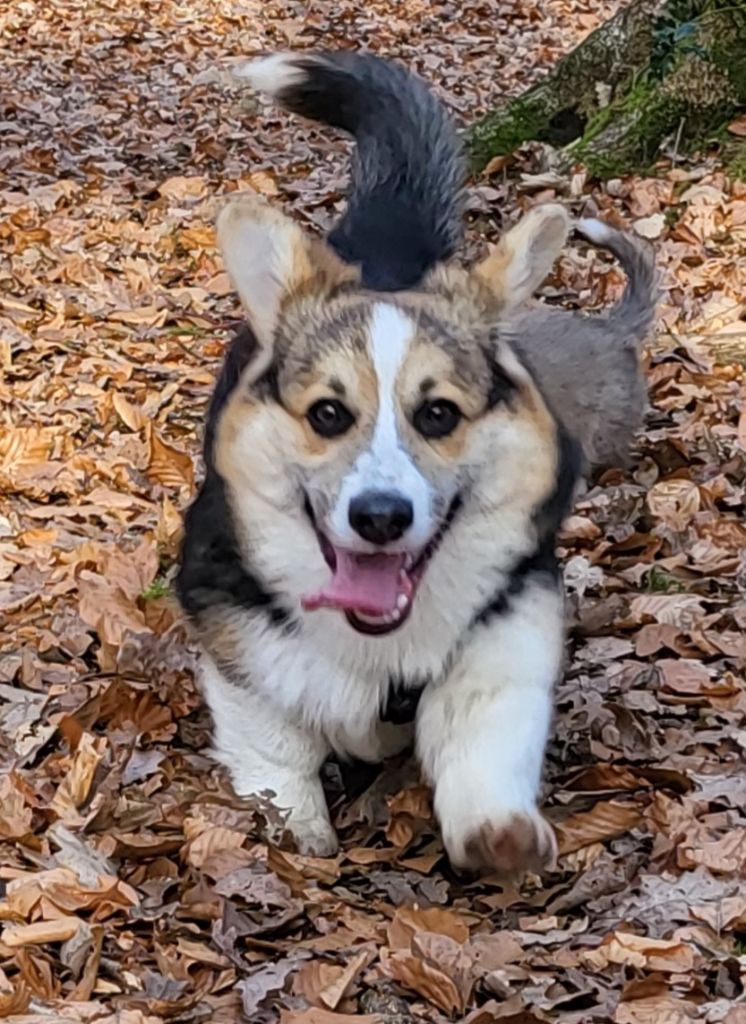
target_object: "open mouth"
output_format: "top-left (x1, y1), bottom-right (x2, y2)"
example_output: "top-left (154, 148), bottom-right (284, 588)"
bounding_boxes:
top-left (302, 496), bottom-right (461, 636)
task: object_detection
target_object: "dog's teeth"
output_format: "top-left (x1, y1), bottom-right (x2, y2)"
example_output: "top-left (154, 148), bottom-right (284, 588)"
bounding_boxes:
top-left (404, 554), bottom-right (414, 570)
top-left (396, 594), bottom-right (409, 611)
top-left (391, 608), bottom-right (401, 621)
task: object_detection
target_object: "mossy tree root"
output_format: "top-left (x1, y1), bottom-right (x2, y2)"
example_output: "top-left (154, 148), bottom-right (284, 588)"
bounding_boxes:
top-left (468, 0), bottom-right (746, 178)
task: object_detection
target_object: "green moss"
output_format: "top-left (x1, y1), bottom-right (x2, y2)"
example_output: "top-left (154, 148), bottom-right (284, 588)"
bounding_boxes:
top-left (565, 73), bottom-right (687, 177)
top-left (579, 104), bottom-right (614, 145)
top-left (141, 576), bottom-right (170, 601)
top-left (468, 96), bottom-right (548, 169)
top-left (643, 566), bottom-right (686, 594)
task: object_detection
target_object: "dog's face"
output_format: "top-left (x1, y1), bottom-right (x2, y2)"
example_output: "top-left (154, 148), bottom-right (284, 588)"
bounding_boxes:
top-left (214, 196), bottom-right (569, 636)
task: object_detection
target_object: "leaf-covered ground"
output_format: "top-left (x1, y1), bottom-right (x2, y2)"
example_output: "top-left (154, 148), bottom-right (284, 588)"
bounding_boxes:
top-left (2, 1), bottom-right (746, 1021)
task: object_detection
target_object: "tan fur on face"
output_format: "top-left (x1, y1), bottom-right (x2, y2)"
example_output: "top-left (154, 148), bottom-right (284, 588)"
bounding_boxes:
top-left (281, 350), bottom-right (379, 459)
top-left (395, 325), bottom-right (556, 489)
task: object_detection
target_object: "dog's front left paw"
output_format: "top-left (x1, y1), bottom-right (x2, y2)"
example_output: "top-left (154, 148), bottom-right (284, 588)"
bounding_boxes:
top-left (442, 807), bottom-right (557, 876)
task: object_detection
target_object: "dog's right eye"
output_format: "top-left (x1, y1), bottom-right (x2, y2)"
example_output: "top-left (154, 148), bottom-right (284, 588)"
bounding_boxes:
top-left (307, 399), bottom-right (355, 438)
top-left (413, 398), bottom-right (462, 439)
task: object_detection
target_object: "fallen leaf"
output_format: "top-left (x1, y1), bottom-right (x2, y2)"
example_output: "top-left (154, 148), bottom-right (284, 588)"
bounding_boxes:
top-left (633, 213), bottom-right (666, 239)
top-left (2, 917), bottom-right (81, 947)
top-left (145, 423), bottom-right (194, 490)
top-left (556, 801), bottom-right (643, 854)
top-left (583, 931), bottom-right (697, 972)
top-left (387, 905), bottom-right (470, 948)
top-left (726, 114), bottom-right (746, 137)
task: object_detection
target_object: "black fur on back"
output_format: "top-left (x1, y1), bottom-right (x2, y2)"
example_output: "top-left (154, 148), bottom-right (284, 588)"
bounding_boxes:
top-left (265, 51), bottom-right (465, 291)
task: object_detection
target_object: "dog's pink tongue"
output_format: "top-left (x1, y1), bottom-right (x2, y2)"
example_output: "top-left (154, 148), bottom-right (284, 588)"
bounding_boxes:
top-left (303, 550), bottom-right (407, 615)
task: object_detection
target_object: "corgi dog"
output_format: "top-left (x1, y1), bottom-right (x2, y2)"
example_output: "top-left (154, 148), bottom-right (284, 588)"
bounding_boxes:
top-left (177, 51), bottom-right (654, 873)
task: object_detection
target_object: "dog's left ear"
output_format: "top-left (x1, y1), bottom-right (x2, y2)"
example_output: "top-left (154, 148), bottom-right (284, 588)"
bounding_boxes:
top-left (474, 204), bottom-right (570, 309)
top-left (217, 194), bottom-right (355, 370)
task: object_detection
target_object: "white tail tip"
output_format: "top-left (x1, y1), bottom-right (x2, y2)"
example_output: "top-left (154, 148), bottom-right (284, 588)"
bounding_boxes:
top-left (234, 53), bottom-right (308, 96)
top-left (576, 217), bottom-right (614, 246)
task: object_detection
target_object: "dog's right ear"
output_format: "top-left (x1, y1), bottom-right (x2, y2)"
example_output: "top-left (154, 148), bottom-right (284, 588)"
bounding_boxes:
top-left (474, 204), bottom-right (571, 309)
top-left (217, 195), bottom-right (356, 374)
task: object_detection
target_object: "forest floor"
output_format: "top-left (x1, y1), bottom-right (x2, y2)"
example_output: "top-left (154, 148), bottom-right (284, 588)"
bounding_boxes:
top-left (1, 1), bottom-right (746, 1022)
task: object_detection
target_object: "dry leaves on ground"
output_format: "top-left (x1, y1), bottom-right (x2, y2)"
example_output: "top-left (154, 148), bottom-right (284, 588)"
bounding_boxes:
top-left (2, 0), bottom-right (746, 1021)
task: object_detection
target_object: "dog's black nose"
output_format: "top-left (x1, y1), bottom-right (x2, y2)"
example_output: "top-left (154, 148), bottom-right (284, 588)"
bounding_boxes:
top-left (348, 491), bottom-right (414, 545)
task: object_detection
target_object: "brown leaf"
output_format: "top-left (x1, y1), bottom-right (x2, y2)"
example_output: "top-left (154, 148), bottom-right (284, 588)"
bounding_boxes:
top-left (281, 1011), bottom-right (381, 1024)
top-left (0, 427), bottom-right (54, 472)
top-left (385, 785), bottom-right (433, 848)
top-left (657, 659), bottom-right (739, 701)
top-left (727, 114), bottom-right (746, 137)
top-left (583, 931), bottom-right (697, 973)
top-left (646, 479), bottom-right (700, 531)
top-left (50, 733), bottom-right (105, 821)
top-left (556, 801), bottom-right (643, 855)
top-left (158, 174), bottom-right (208, 199)
top-left (2, 917), bottom-right (81, 947)
top-left (381, 948), bottom-right (464, 1015)
top-left (184, 827), bottom-right (246, 870)
top-left (0, 774), bottom-right (33, 840)
top-left (615, 994), bottom-right (699, 1023)
top-left (112, 392), bottom-right (147, 432)
top-left (0, 979), bottom-right (31, 1017)
top-left (387, 905), bottom-right (470, 949)
top-left (678, 829), bottom-right (746, 874)
top-left (145, 423), bottom-right (194, 490)
top-left (317, 949), bottom-right (371, 1010)
top-left (247, 170), bottom-right (280, 195)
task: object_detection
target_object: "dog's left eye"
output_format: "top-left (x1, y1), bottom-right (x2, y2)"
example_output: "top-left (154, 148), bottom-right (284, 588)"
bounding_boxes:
top-left (307, 399), bottom-right (355, 438)
top-left (413, 399), bottom-right (462, 439)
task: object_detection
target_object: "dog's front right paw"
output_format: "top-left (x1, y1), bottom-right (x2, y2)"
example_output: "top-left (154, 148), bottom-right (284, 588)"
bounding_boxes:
top-left (288, 817), bottom-right (339, 858)
top-left (441, 805), bottom-right (556, 876)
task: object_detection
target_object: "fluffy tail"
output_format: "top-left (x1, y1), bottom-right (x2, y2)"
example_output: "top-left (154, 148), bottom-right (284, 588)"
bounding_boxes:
top-left (238, 51), bottom-right (465, 291)
top-left (575, 218), bottom-right (658, 344)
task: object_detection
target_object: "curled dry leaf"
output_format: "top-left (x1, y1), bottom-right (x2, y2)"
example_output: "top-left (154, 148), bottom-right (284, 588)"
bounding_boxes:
top-left (387, 904), bottom-right (471, 948)
top-left (1, 917), bottom-right (81, 948)
top-left (50, 733), bottom-right (105, 821)
top-left (385, 785), bottom-right (433, 848)
top-left (145, 423), bottom-right (195, 491)
top-left (582, 931), bottom-right (697, 972)
top-left (646, 479), bottom-right (700, 531)
top-left (556, 800), bottom-right (643, 855)
top-left (381, 947), bottom-right (465, 1016)
top-left (112, 393), bottom-right (148, 432)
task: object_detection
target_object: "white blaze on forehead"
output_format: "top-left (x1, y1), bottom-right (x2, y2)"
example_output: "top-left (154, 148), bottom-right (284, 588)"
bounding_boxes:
top-left (328, 303), bottom-right (435, 548)
top-left (369, 302), bottom-right (412, 462)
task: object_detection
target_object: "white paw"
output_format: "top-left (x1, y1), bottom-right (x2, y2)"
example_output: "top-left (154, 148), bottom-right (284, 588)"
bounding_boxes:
top-left (289, 817), bottom-right (339, 858)
top-left (439, 802), bottom-right (557, 876)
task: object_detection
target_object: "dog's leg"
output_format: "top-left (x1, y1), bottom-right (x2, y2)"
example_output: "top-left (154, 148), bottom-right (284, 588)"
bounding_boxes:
top-left (199, 656), bottom-right (337, 856)
top-left (416, 577), bottom-right (563, 874)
